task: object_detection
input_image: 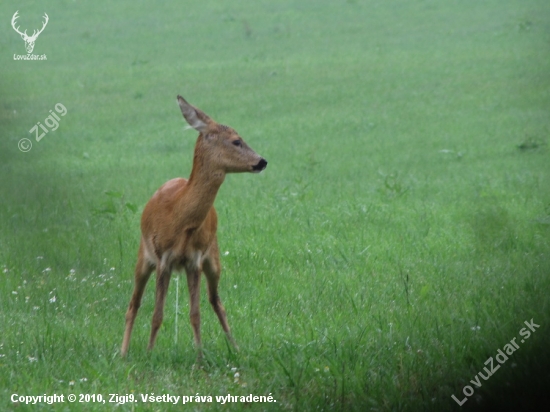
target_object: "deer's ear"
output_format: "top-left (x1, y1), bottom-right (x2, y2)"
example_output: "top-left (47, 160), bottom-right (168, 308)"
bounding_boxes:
top-left (177, 95), bottom-right (210, 133)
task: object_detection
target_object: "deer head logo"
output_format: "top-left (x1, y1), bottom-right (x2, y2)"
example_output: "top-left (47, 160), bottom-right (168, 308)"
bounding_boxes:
top-left (11, 11), bottom-right (49, 54)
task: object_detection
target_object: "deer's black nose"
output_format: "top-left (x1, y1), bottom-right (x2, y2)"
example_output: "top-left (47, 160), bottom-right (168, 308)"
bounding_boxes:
top-left (253, 158), bottom-right (267, 172)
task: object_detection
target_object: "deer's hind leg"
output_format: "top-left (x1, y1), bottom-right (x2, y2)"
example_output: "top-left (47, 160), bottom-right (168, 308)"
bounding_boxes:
top-left (122, 241), bottom-right (154, 357)
top-left (203, 239), bottom-right (238, 350)
top-left (148, 256), bottom-right (173, 351)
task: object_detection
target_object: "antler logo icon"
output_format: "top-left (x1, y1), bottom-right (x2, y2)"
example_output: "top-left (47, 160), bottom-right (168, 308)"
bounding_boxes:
top-left (11, 11), bottom-right (49, 54)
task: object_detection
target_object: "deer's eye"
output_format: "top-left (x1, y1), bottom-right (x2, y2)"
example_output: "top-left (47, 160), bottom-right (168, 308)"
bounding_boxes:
top-left (232, 139), bottom-right (242, 147)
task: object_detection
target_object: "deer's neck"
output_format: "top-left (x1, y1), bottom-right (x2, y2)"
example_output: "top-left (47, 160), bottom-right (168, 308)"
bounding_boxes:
top-left (175, 146), bottom-right (225, 226)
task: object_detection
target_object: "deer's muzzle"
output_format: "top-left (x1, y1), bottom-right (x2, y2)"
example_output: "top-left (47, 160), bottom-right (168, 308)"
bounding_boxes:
top-left (252, 158), bottom-right (268, 173)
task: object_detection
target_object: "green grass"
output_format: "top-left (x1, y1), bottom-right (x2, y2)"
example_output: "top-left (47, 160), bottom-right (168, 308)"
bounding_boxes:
top-left (1, 0), bottom-right (550, 410)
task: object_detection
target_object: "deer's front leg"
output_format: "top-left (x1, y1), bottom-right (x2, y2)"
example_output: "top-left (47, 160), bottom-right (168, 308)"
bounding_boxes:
top-left (204, 242), bottom-right (238, 350)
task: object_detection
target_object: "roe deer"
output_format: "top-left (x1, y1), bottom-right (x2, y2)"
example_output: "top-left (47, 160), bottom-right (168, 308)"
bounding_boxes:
top-left (121, 95), bottom-right (267, 358)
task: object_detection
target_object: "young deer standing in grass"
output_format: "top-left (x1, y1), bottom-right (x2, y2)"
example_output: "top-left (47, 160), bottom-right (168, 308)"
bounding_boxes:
top-left (121, 95), bottom-right (267, 358)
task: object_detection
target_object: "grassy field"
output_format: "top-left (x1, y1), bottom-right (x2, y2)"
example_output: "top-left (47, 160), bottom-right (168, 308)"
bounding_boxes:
top-left (1, 0), bottom-right (550, 410)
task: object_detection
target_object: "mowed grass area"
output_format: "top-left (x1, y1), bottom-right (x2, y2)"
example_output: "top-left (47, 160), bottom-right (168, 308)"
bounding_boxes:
top-left (1, 0), bottom-right (550, 410)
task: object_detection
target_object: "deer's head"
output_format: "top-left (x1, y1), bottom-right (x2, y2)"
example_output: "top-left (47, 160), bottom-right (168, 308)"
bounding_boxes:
top-left (177, 96), bottom-right (267, 175)
top-left (11, 11), bottom-right (49, 54)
